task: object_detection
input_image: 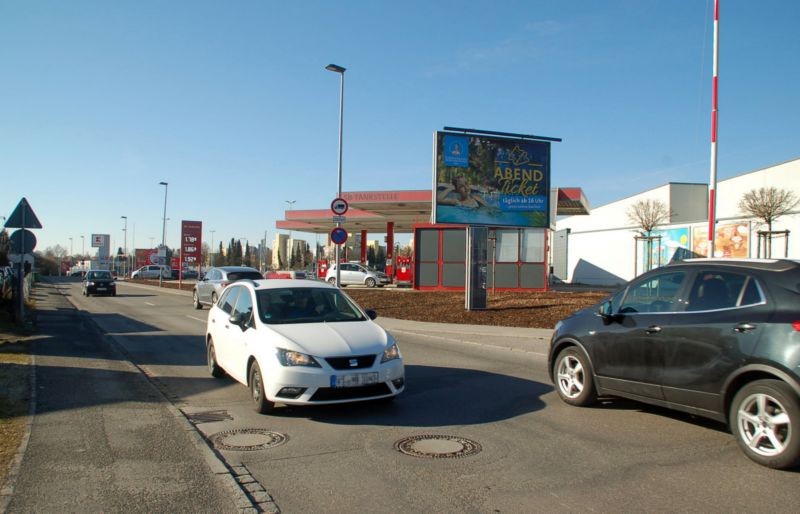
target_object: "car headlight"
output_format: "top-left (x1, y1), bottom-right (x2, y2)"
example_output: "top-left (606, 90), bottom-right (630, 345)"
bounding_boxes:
top-left (381, 343), bottom-right (401, 363)
top-left (276, 348), bottom-right (321, 367)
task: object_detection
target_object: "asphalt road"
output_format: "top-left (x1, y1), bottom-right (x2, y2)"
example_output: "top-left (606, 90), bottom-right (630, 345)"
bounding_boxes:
top-left (34, 279), bottom-right (800, 512)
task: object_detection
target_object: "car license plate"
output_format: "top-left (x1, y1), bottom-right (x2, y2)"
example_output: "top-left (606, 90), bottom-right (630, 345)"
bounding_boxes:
top-left (331, 372), bottom-right (379, 388)
top-left (96, 287), bottom-right (106, 291)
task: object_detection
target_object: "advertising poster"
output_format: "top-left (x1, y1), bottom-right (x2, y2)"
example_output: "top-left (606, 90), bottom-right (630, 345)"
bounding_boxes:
top-left (180, 220), bottom-right (202, 268)
top-left (692, 222), bottom-right (750, 258)
top-left (433, 131), bottom-right (550, 228)
top-left (650, 227), bottom-right (691, 265)
top-left (134, 248), bottom-right (160, 269)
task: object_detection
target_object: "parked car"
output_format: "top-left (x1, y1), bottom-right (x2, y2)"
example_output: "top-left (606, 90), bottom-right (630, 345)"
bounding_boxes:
top-left (548, 258), bottom-right (800, 469)
top-left (192, 266), bottom-right (263, 309)
top-left (171, 268), bottom-right (199, 280)
top-left (325, 262), bottom-right (390, 287)
top-left (205, 279), bottom-right (404, 413)
top-left (264, 270), bottom-right (307, 280)
top-left (131, 265), bottom-right (171, 280)
top-left (82, 270), bottom-right (116, 297)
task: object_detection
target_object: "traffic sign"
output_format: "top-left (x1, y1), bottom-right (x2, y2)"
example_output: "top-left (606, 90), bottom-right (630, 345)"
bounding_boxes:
top-left (5, 197), bottom-right (42, 229)
top-left (331, 197), bottom-right (349, 215)
top-left (330, 227), bottom-right (348, 245)
top-left (9, 229), bottom-right (37, 253)
top-left (332, 215), bottom-right (346, 223)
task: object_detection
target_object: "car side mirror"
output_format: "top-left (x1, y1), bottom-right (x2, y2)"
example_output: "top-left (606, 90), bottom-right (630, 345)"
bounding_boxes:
top-left (229, 313), bottom-right (250, 330)
top-left (365, 309), bottom-right (377, 320)
top-left (597, 301), bottom-right (618, 324)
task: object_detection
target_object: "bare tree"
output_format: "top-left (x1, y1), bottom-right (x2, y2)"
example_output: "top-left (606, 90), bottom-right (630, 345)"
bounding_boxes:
top-left (739, 187), bottom-right (799, 257)
top-left (627, 199), bottom-right (671, 271)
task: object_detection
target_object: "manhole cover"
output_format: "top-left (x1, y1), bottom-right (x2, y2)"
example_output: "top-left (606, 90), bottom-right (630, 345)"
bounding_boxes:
top-left (209, 429), bottom-right (288, 451)
top-left (394, 435), bottom-right (482, 459)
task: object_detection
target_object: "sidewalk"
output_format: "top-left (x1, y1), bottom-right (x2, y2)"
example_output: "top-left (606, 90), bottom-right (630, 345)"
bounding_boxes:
top-left (1, 281), bottom-right (255, 513)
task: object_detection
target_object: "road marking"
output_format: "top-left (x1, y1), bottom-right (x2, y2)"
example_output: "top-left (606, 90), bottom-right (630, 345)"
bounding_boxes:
top-left (389, 328), bottom-right (548, 356)
top-left (145, 302), bottom-right (156, 306)
top-left (186, 315), bottom-right (206, 323)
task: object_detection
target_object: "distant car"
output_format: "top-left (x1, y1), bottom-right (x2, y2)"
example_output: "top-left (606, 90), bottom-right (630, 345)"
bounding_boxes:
top-left (264, 270), bottom-right (307, 280)
top-left (548, 258), bottom-right (800, 469)
top-left (192, 266), bottom-right (263, 309)
top-left (131, 265), bottom-right (171, 280)
top-left (205, 279), bottom-right (404, 413)
top-left (325, 263), bottom-right (390, 287)
top-left (171, 268), bottom-right (199, 280)
top-left (82, 270), bottom-right (116, 297)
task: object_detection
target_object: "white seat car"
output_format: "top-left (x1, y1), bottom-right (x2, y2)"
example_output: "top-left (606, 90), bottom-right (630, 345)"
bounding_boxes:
top-left (205, 279), bottom-right (405, 413)
top-left (131, 265), bottom-right (171, 279)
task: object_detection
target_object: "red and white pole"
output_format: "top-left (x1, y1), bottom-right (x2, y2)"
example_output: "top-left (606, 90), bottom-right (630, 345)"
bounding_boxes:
top-left (707, 0), bottom-right (720, 257)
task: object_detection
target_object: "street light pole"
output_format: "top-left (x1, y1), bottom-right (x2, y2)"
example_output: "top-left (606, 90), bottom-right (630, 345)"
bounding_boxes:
top-left (159, 181), bottom-right (168, 287)
top-left (81, 235), bottom-right (85, 256)
top-left (210, 230), bottom-right (216, 266)
top-left (121, 215), bottom-right (128, 277)
top-left (69, 237), bottom-right (73, 257)
top-left (326, 63), bottom-right (346, 287)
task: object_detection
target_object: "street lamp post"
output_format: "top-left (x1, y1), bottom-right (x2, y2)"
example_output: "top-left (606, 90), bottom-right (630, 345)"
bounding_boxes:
top-left (121, 215), bottom-right (128, 277)
top-left (159, 181), bottom-right (168, 287)
top-left (210, 230), bottom-right (216, 266)
top-left (326, 63), bottom-right (346, 287)
top-left (81, 235), bottom-right (85, 256)
top-left (69, 237), bottom-right (73, 257)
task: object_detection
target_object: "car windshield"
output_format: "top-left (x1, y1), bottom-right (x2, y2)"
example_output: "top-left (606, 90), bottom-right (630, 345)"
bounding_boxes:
top-left (228, 271), bottom-right (263, 281)
top-left (87, 271), bottom-right (111, 279)
top-left (256, 287), bottom-right (367, 324)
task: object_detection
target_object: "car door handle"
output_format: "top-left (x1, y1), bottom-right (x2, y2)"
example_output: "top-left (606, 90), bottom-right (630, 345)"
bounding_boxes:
top-left (645, 325), bottom-right (662, 334)
top-left (734, 322), bottom-right (756, 333)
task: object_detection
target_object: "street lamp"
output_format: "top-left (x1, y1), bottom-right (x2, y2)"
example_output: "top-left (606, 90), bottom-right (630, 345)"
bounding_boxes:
top-left (69, 237), bottom-right (73, 257)
top-left (326, 63), bottom-right (346, 287)
top-left (121, 216), bottom-right (128, 276)
top-left (81, 235), bottom-right (85, 256)
top-left (210, 229), bottom-right (216, 266)
top-left (159, 181), bottom-right (168, 286)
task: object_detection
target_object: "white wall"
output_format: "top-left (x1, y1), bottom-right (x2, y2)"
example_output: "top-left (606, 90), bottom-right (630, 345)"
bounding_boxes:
top-left (556, 158), bottom-right (800, 285)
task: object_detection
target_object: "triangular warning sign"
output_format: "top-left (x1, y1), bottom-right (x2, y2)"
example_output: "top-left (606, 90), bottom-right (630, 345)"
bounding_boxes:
top-left (5, 197), bottom-right (43, 229)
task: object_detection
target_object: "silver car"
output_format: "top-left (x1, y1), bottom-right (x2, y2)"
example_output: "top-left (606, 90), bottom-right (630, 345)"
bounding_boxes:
top-left (325, 262), bottom-right (390, 287)
top-left (192, 266), bottom-right (263, 309)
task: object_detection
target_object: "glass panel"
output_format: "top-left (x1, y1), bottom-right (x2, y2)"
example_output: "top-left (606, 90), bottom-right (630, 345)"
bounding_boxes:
top-left (521, 228), bottom-right (545, 262)
top-left (496, 229), bottom-right (519, 262)
top-left (620, 271), bottom-right (685, 313)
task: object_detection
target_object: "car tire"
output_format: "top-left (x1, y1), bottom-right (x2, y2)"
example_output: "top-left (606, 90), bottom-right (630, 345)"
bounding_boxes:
top-left (730, 379), bottom-right (800, 469)
top-left (553, 346), bottom-right (598, 406)
top-left (365, 277), bottom-right (376, 288)
top-left (210, 292), bottom-right (218, 305)
top-left (193, 291), bottom-right (202, 310)
top-left (327, 277), bottom-right (337, 285)
top-left (249, 362), bottom-right (274, 414)
top-left (207, 338), bottom-right (226, 378)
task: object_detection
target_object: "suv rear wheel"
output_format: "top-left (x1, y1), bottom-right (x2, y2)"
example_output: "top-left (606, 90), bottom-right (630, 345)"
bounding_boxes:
top-left (730, 379), bottom-right (800, 469)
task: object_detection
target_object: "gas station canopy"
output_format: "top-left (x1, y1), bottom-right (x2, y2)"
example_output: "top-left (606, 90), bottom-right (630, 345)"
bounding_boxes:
top-left (275, 188), bottom-right (589, 235)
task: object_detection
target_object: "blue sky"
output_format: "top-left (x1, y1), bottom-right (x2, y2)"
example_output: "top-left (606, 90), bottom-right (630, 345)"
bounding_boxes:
top-left (2, 1), bottom-right (798, 256)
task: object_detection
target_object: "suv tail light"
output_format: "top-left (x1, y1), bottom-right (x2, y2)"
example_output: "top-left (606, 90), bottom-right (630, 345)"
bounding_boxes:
top-left (792, 321), bottom-right (800, 332)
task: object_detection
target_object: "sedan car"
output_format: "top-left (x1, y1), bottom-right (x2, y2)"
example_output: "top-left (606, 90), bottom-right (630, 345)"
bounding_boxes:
top-left (205, 279), bottom-right (404, 413)
top-left (548, 258), bottom-right (800, 469)
top-left (192, 266), bottom-right (263, 309)
top-left (325, 262), bottom-right (390, 287)
top-left (82, 270), bottom-right (116, 296)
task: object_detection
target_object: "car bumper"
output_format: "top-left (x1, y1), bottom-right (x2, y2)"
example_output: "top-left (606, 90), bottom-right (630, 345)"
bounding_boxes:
top-left (263, 359), bottom-right (405, 405)
top-left (87, 285), bottom-right (116, 295)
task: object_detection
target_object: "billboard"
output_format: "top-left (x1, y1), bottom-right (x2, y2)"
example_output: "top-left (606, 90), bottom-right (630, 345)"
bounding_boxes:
top-left (433, 131), bottom-right (551, 228)
top-left (692, 222), bottom-right (750, 258)
top-left (180, 220), bottom-right (202, 268)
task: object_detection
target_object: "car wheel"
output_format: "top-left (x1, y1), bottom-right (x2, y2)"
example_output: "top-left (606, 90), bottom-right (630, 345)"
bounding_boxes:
top-left (248, 362), bottom-right (274, 414)
top-left (211, 292), bottom-right (218, 305)
top-left (365, 277), bottom-right (376, 288)
top-left (207, 338), bottom-right (226, 378)
top-left (553, 346), bottom-right (597, 406)
top-left (730, 379), bottom-right (800, 469)
top-left (327, 277), bottom-right (337, 285)
top-left (193, 290), bottom-right (202, 310)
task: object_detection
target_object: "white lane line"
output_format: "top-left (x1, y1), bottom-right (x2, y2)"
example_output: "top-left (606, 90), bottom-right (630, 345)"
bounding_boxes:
top-left (186, 315), bottom-right (206, 323)
top-left (145, 302), bottom-right (156, 306)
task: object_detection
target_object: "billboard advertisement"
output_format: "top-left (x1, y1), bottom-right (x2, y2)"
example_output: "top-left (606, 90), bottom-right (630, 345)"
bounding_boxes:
top-left (180, 220), bottom-right (202, 268)
top-left (134, 248), bottom-right (161, 269)
top-left (692, 222), bottom-right (750, 258)
top-left (433, 131), bottom-right (551, 228)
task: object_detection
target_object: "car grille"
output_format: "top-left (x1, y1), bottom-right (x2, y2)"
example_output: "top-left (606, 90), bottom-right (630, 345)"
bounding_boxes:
top-left (310, 383), bottom-right (392, 401)
top-left (324, 355), bottom-right (376, 370)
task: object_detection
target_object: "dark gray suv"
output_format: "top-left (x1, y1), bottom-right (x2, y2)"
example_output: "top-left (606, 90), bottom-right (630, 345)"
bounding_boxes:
top-left (192, 266), bottom-right (263, 309)
top-left (548, 258), bottom-right (800, 469)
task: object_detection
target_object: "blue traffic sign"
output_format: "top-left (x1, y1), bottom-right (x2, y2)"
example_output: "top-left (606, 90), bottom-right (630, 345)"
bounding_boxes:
top-left (330, 227), bottom-right (348, 245)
